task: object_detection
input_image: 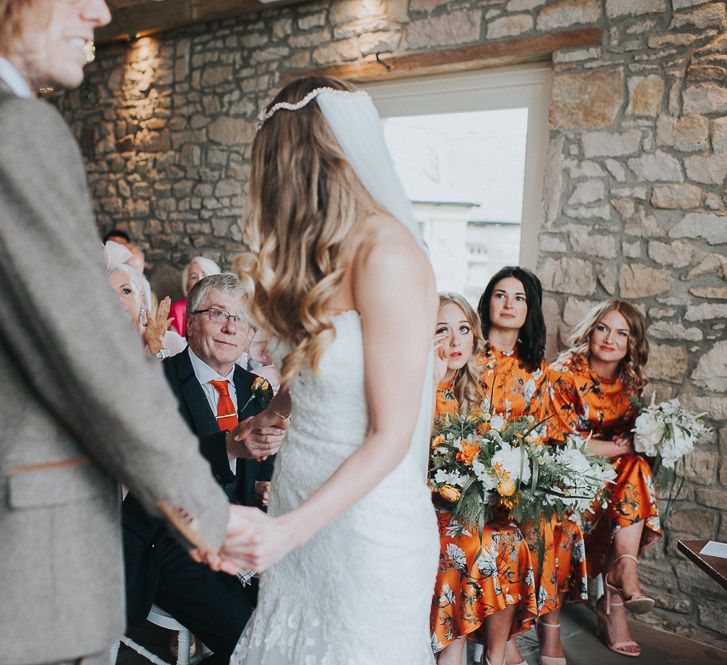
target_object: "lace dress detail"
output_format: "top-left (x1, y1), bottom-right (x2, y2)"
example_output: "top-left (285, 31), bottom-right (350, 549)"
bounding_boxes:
top-left (230, 310), bottom-right (439, 665)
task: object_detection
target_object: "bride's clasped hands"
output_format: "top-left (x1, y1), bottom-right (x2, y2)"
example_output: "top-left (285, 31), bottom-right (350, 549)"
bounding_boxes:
top-left (218, 506), bottom-right (304, 574)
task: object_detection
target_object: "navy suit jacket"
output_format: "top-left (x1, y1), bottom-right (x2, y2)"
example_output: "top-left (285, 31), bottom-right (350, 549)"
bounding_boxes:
top-left (161, 348), bottom-right (275, 504)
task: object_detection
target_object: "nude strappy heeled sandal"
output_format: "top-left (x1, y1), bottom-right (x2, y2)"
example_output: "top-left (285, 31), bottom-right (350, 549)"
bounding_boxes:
top-left (595, 597), bottom-right (641, 658)
top-left (605, 553), bottom-right (655, 614)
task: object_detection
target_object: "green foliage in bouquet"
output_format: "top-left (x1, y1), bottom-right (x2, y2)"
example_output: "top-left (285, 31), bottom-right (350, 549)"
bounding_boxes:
top-left (429, 413), bottom-right (616, 532)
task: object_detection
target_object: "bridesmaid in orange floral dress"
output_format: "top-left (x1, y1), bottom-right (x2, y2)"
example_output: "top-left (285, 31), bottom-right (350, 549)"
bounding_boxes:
top-left (548, 299), bottom-right (661, 658)
top-left (476, 267), bottom-right (588, 665)
top-left (431, 293), bottom-right (538, 665)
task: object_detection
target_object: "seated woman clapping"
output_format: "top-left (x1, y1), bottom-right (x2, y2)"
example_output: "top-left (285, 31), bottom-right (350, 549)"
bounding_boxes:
top-left (431, 293), bottom-right (537, 665)
top-left (105, 241), bottom-right (186, 358)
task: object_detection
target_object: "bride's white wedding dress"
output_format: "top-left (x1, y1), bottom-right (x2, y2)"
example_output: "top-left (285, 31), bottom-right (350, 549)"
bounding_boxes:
top-left (230, 310), bottom-right (439, 665)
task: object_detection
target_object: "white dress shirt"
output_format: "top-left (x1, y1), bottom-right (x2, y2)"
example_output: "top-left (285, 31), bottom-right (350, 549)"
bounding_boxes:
top-left (0, 58), bottom-right (33, 98)
top-left (188, 347), bottom-right (237, 473)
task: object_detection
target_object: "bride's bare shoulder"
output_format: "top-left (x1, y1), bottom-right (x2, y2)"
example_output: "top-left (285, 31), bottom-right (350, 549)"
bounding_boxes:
top-left (354, 214), bottom-right (428, 271)
top-left (350, 215), bottom-right (434, 304)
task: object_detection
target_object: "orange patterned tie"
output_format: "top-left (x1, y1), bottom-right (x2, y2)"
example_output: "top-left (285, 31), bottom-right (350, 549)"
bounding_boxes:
top-left (209, 380), bottom-right (238, 432)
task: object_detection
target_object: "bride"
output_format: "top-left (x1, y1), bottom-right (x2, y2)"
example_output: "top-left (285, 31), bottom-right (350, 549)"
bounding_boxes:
top-left (219, 77), bottom-right (440, 664)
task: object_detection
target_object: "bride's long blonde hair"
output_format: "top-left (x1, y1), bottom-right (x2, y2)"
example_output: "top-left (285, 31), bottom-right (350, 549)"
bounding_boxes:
top-left (243, 76), bottom-right (387, 388)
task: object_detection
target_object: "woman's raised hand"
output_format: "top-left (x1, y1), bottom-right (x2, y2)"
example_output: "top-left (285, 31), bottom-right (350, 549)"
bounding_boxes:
top-left (433, 331), bottom-right (449, 387)
top-left (144, 296), bottom-right (174, 354)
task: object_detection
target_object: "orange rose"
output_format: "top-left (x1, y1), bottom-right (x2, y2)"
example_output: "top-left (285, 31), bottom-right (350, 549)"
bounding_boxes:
top-left (438, 485), bottom-right (461, 503)
top-left (456, 442), bottom-right (480, 465)
top-left (431, 434), bottom-right (445, 449)
top-left (251, 376), bottom-right (270, 393)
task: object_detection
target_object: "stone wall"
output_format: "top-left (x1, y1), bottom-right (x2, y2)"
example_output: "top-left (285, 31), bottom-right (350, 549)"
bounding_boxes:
top-left (57, 0), bottom-right (727, 647)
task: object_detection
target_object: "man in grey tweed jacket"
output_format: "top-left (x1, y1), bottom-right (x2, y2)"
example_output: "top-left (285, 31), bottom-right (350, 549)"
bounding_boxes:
top-left (0, 2), bottom-right (269, 664)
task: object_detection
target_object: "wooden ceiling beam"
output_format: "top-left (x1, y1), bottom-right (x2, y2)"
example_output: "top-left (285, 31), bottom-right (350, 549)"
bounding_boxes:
top-left (98, 0), bottom-right (306, 43)
top-left (281, 27), bottom-right (603, 84)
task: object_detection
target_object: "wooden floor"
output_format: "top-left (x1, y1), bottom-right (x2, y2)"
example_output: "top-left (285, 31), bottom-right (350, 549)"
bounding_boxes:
top-left (116, 602), bottom-right (727, 665)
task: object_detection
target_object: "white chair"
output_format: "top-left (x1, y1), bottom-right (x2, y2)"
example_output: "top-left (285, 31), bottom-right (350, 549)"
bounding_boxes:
top-left (110, 604), bottom-right (210, 665)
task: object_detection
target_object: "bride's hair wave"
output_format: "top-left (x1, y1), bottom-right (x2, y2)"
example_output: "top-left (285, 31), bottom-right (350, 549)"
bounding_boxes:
top-left (243, 76), bottom-right (387, 388)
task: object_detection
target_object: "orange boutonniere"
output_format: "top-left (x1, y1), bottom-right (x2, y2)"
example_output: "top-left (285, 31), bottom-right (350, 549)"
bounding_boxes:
top-left (240, 376), bottom-right (273, 413)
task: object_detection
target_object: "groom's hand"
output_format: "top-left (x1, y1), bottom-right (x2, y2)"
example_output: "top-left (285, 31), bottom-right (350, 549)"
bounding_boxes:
top-left (193, 504), bottom-right (261, 574)
top-left (215, 506), bottom-right (301, 574)
top-left (225, 411), bottom-right (288, 460)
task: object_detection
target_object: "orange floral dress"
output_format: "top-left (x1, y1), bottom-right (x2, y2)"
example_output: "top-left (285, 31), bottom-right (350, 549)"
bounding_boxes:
top-left (547, 353), bottom-right (662, 577)
top-left (430, 379), bottom-right (538, 653)
top-left (478, 343), bottom-right (590, 615)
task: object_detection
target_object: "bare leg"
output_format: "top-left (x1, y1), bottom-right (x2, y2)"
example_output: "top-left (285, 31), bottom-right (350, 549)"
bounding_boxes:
top-left (437, 637), bottom-right (465, 665)
top-left (537, 601), bottom-right (565, 658)
top-left (606, 522), bottom-right (645, 598)
top-left (505, 637), bottom-right (525, 665)
top-left (482, 605), bottom-right (516, 665)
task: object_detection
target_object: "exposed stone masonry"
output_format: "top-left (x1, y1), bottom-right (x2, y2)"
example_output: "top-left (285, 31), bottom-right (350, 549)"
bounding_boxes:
top-left (57, 0), bottom-right (727, 647)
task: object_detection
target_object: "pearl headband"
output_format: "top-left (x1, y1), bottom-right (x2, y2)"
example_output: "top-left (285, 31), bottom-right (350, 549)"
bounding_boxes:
top-left (255, 87), bottom-right (370, 131)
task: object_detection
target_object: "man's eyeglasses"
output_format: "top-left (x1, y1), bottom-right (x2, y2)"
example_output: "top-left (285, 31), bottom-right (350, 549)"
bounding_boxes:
top-left (192, 307), bottom-right (249, 327)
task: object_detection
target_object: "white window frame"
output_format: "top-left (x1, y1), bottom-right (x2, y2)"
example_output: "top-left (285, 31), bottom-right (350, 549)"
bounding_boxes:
top-left (364, 63), bottom-right (552, 271)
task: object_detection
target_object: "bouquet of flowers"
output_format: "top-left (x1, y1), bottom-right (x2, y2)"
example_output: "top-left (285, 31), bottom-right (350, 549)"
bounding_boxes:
top-left (632, 395), bottom-right (710, 470)
top-left (632, 395), bottom-right (711, 519)
top-left (429, 414), bottom-right (615, 529)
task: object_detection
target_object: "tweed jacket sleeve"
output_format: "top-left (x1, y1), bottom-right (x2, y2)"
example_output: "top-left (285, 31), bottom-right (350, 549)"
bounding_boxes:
top-left (0, 95), bottom-right (228, 551)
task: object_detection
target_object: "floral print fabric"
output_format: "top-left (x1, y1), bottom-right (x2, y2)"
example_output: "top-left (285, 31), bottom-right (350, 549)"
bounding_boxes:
top-left (547, 353), bottom-right (662, 577)
top-left (477, 344), bottom-right (589, 613)
top-left (430, 379), bottom-right (537, 652)
top-left (477, 343), bottom-right (547, 420)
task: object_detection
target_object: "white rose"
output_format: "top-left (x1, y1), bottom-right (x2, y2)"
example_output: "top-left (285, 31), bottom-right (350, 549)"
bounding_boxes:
top-left (491, 441), bottom-right (531, 483)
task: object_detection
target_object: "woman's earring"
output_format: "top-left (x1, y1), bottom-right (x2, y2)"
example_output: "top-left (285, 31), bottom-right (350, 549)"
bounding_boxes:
top-left (139, 306), bottom-right (148, 326)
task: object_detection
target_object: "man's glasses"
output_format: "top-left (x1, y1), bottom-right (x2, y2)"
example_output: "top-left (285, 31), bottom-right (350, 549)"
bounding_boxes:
top-left (192, 307), bottom-right (249, 327)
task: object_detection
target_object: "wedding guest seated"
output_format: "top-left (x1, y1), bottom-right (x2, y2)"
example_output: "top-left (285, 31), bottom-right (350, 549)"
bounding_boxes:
top-left (123, 273), bottom-right (287, 663)
top-left (548, 299), bottom-right (659, 658)
top-left (431, 293), bottom-right (537, 665)
top-left (170, 256), bottom-right (221, 337)
top-left (476, 267), bottom-right (588, 665)
top-left (105, 241), bottom-right (185, 358)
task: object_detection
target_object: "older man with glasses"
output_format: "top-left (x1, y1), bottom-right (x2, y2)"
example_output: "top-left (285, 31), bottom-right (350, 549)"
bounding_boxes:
top-left (123, 274), bottom-right (286, 663)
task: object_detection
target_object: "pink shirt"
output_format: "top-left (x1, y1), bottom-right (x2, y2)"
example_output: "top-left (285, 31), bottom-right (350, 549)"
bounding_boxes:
top-left (170, 298), bottom-right (187, 337)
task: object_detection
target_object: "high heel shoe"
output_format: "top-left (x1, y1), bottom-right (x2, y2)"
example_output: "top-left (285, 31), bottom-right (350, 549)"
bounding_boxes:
top-left (605, 554), bottom-right (655, 614)
top-left (537, 620), bottom-right (566, 665)
top-left (595, 597), bottom-right (641, 658)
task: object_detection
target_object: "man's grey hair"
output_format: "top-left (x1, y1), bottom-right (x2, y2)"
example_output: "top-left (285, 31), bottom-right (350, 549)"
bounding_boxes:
top-left (187, 273), bottom-right (246, 316)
